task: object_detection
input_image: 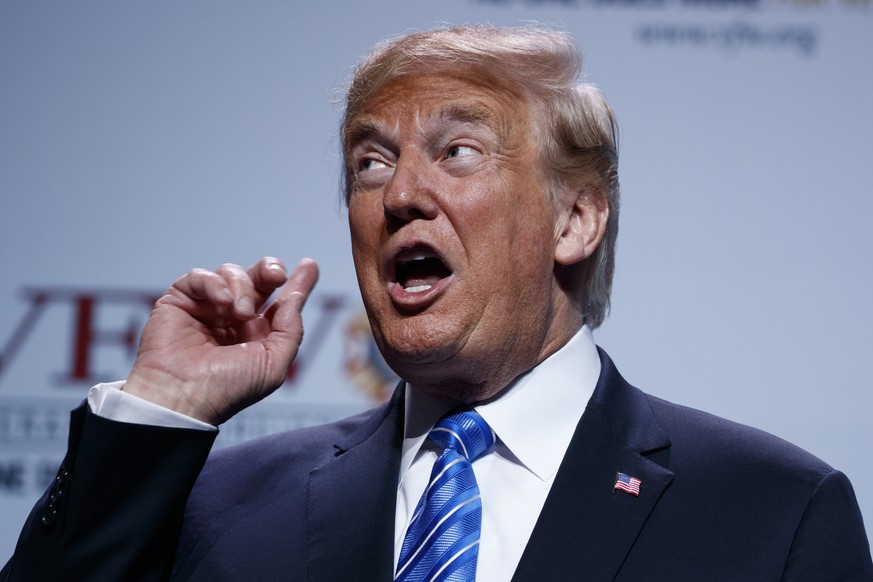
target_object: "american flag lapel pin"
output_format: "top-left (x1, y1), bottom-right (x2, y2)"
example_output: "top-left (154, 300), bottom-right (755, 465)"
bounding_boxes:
top-left (613, 472), bottom-right (642, 496)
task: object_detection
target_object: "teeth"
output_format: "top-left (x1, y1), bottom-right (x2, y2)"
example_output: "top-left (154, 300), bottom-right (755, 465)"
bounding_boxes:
top-left (404, 284), bottom-right (432, 293)
top-left (405, 251), bottom-right (433, 263)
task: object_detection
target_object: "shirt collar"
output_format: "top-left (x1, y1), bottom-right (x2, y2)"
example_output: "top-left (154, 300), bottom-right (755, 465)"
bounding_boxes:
top-left (399, 326), bottom-right (601, 483)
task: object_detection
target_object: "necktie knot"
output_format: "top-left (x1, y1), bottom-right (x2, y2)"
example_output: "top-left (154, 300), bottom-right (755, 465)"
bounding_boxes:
top-left (430, 409), bottom-right (495, 463)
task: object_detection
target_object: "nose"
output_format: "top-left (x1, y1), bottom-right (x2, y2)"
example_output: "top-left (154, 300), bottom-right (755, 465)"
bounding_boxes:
top-left (382, 155), bottom-right (438, 229)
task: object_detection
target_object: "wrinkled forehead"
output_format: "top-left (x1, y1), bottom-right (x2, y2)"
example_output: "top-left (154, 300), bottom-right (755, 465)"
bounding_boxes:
top-left (342, 68), bottom-right (539, 154)
top-left (351, 79), bottom-right (524, 144)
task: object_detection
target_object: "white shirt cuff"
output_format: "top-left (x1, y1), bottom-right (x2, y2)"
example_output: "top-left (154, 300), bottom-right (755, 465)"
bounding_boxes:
top-left (87, 381), bottom-right (217, 432)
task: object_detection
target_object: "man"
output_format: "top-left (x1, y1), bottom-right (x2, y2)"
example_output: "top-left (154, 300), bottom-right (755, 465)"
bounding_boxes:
top-left (3, 24), bottom-right (871, 581)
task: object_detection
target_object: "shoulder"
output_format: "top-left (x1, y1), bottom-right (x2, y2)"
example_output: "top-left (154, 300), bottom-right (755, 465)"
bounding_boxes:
top-left (593, 349), bottom-right (835, 486)
top-left (639, 391), bottom-right (845, 537)
top-left (644, 393), bottom-right (834, 483)
top-left (639, 393), bottom-right (872, 575)
top-left (195, 402), bottom-right (390, 498)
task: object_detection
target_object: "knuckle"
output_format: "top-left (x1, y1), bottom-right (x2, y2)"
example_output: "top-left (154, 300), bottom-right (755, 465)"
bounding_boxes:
top-left (217, 262), bottom-right (243, 274)
top-left (181, 268), bottom-right (213, 286)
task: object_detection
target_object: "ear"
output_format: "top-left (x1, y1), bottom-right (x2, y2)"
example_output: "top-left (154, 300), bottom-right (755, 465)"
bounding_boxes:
top-left (554, 186), bottom-right (609, 266)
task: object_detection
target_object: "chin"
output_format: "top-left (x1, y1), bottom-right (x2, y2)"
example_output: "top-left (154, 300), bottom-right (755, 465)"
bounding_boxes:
top-left (375, 321), bottom-right (465, 374)
top-left (381, 331), bottom-right (457, 367)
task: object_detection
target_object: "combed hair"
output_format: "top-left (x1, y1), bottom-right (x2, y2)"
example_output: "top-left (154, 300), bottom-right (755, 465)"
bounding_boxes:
top-left (340, 24), bottom-right (620, 329)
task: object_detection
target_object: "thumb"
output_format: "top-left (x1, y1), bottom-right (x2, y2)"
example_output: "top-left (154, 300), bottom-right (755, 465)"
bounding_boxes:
top-left (263, 258), bottom-right (318, 372)
top-left (259, 292), bottom-right (307, 389)
top-left (271, 291), bottom-right (306, 338)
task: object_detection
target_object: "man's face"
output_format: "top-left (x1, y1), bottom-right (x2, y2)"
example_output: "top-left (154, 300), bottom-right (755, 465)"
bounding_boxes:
top-left (346, 72), bottom-right (569, 402)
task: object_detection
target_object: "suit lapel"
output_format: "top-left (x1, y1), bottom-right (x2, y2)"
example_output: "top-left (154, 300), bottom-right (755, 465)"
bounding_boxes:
top-left (513, 350), bottom-right (674, 580)
top-left (305, 389), bottom-right (404, 582)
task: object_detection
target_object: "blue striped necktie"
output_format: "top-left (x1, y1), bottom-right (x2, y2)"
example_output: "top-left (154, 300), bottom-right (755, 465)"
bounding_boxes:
top-left (395, 409), bottom-right (496, 582)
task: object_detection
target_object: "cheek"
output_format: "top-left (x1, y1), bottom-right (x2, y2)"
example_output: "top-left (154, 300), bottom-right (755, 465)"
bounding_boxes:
top-left (506, 210), bottom-right (559, 284)
top-left (348, 199), bottom-right (382, 255)
top-left (348, 202), bottom-right (386, 297)
top-left (453, 183), bottom-right (554, 278)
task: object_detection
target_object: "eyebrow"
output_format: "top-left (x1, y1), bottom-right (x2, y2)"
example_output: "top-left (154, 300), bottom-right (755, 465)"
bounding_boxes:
top-left (344, 117), bottom-right (384, 152)
top-left (344, 101), bottom-right (498, 151)
top-left (434, 102), bottom-right (496, 128)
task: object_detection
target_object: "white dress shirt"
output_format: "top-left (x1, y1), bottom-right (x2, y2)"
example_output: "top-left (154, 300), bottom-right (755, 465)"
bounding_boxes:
top-left (395, 326), bottom-right (600, 581)
top-left (88, 380), bottom-right (216, 431)
top-left (89, 326), bottom-right (601, 581)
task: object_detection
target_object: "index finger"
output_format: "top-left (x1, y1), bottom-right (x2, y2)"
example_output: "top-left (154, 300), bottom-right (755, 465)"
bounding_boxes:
top-left (246, 256), bottom-right (290, 308)
top-left (248, 256), bottom-right (289, 290)
top-left (273, 258), bottom-right (319, 306)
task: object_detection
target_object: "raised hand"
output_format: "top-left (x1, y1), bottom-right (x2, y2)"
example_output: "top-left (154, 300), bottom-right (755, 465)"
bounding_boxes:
top-left (122, 257), bottom-right (319, 425)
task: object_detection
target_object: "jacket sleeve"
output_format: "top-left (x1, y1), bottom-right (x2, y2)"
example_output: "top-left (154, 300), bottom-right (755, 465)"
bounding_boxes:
top-left (781, 469), bottom-right (873, 580)
top-left (1, 402), bottom-right (216, 582)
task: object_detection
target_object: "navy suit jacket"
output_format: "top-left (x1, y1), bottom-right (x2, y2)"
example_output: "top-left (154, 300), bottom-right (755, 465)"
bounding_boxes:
top-left (3, 350), bottom-right (872, 580)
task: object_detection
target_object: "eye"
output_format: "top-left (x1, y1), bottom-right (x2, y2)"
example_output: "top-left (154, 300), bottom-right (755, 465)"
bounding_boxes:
top-left (352, 151), bottom-right (394, 192)
top-left (359, 158), bottom-right (388, 171)
top-left (445, 145), bottom-right (477, 159)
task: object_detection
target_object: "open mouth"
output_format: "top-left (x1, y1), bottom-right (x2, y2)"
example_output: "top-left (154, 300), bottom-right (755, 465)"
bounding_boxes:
top-left (394, 248), bottom-right (452, 293)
